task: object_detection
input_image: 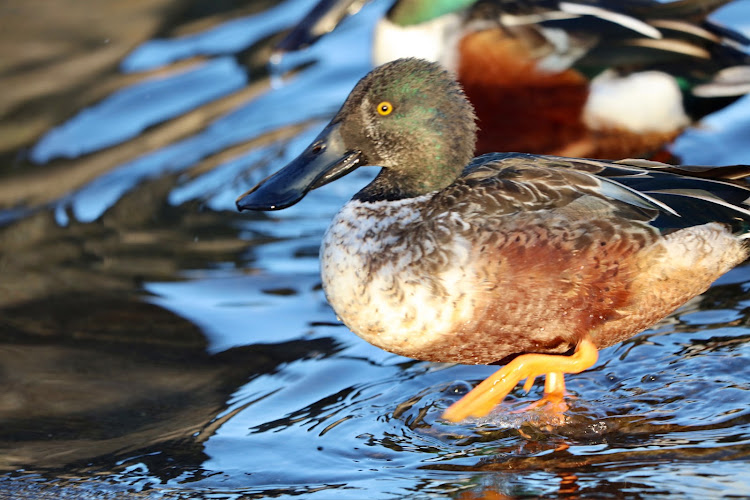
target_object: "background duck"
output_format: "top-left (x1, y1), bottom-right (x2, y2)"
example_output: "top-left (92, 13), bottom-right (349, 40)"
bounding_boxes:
top-left (237, 58), bottom-right (750, 422)
top-left (276, 0), bottom-right (750, 159)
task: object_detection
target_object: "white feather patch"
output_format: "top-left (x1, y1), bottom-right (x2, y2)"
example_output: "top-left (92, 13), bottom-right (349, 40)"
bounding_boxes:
top-left (584, 70), bottom-right (690, 133)
top-left (373, 14), bottom-right (464, 71)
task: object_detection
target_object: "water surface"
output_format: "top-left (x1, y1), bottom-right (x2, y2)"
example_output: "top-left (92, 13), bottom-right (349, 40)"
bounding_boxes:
top-left (2, 0), bottom-right (750, 498)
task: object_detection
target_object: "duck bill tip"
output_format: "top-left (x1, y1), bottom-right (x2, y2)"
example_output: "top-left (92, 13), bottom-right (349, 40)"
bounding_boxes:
top-left (235, 122), bottom-right (362, 212)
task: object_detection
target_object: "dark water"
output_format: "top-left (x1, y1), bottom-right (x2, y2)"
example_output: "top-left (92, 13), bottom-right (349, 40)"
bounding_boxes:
top-left (2, 0), bottom-right (750, 498)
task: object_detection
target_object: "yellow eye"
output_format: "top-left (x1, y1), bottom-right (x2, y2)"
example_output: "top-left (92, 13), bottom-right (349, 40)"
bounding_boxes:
top-left (377, 101), bottom-right (393, 116)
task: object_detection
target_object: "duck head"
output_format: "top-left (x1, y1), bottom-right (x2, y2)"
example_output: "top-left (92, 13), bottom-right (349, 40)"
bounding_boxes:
top-left (236, 58), bottom-right (477, 211)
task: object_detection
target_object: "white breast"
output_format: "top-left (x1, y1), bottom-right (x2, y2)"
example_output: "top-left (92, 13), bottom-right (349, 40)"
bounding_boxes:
top-left (320, 198), bottom-right (477, 357)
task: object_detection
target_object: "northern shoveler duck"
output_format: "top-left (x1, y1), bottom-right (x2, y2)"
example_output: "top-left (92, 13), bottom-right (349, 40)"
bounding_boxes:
top-left (276, 0), bottom-right (750, 159)
top-left (237, 58), bottom-right (750, 422)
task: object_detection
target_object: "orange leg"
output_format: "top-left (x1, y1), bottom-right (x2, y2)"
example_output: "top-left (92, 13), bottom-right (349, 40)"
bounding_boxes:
top-left (518, 371), bottom-right (568, 413)
top-left (442, 338), bottom-right (598, 422)
top-left (544, 371), bottom-right (566, 397)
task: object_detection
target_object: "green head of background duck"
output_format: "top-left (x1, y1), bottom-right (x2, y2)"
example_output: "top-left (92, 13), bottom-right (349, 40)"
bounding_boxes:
top-left (238, 58), bottom-right (750, 422)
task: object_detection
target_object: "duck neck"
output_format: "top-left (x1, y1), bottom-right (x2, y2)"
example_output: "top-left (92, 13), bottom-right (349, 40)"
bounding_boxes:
top-left (355, 162), bottom-right (460, 203)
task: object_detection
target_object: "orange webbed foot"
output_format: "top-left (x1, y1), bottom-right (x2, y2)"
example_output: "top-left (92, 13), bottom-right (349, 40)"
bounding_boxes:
top-left (442, 338), bottom-right (598, 422)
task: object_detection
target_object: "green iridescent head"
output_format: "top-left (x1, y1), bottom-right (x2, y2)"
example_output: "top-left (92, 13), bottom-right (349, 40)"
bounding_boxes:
top-left (237, 58), bottom-right (477, 211)
top-left (339, 58), bottom-right (477, 200)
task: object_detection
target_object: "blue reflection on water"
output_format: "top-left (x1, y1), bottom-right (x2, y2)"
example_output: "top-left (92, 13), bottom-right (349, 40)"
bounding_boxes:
top-left (673, 95), bottom-right (750, 165)
top-left (31, 58), bottom-right (247, 164)
top-left (122, 0), bottom-right (320, 72)
top-left (145, 271), bottom-right (329, 353)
